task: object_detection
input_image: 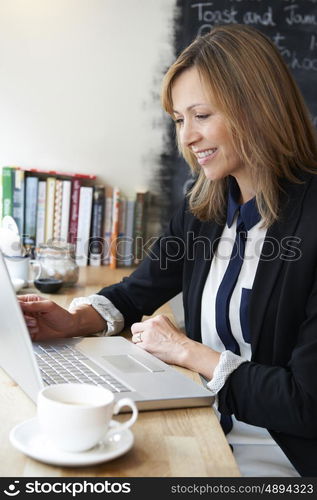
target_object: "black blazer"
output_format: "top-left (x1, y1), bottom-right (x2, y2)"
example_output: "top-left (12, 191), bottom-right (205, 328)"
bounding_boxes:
top-left (98, 172), bottom-right (317, 476)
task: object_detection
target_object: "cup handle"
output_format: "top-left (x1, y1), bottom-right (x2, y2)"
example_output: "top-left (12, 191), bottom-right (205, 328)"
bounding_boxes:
top-left (29, 259), bottom-right (41, 283)
top-left (107, 398), bottom-right (138, 437)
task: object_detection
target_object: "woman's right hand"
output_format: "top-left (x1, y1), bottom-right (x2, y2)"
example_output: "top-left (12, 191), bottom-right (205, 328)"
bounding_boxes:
top-left (18, 294), bottom-right (78, 341)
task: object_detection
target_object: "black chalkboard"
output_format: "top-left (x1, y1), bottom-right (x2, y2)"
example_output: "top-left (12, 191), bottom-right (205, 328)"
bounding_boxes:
top-left (157, 0), bottom-right (317, 229)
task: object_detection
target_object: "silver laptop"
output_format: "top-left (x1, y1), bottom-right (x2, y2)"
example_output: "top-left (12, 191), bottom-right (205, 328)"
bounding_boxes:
top-left (0, 252), bottom-right (213, 410)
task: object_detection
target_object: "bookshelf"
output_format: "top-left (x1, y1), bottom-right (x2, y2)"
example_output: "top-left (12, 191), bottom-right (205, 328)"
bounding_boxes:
top-left (0, 166), bottom-right (149, 269)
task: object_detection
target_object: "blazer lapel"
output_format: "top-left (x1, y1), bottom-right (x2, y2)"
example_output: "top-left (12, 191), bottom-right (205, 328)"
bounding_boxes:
top-left (250, 175), bottom-right (312, 356)
top-left (187, 220), bottom-right (224, 342)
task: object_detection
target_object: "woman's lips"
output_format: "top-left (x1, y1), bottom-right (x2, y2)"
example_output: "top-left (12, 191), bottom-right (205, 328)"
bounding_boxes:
top-left (195, 148), bottom-right (218, 165)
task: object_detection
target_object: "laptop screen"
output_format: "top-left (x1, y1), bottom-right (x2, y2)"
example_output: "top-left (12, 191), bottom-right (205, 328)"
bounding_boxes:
top-left (0, 252), bottom-right (44, 401)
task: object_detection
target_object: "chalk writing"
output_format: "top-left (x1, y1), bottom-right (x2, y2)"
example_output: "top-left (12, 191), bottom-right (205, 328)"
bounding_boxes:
top-left (284, 4), bottom-right (317, 25)
top-left (191, 3), bottom-right (239, 25)
top-left (310, 34), bottom-right (317, 51)
top-left (243, 7), bottom-right (275, 25)
top-left (189, 1), bottom-right (317, 78)
top-left (272, 32), bottom-right (317, 72)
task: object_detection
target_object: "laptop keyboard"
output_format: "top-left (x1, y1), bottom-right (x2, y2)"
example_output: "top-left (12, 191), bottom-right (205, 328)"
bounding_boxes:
top-left (34, 344), bottom-right (131, 393)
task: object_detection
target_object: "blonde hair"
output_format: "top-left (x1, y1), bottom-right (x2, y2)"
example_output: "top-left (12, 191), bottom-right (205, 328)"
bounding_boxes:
top-left (161, 24), bottom-right (317, 226)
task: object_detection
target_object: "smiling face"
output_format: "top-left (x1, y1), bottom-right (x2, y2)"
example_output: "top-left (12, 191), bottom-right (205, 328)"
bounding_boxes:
top-left (171, 67), bottom-right (253, 200)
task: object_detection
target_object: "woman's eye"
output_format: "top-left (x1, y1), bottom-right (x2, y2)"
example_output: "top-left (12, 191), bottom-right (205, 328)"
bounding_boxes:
top-left (174, 118), bottom-right (183, 125)
top-left (196, 114), bottom-right (209, 120)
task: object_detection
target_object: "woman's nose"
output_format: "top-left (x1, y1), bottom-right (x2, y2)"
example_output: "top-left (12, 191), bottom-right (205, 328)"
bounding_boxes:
top-left (180, 120), bottom-right (200, 147)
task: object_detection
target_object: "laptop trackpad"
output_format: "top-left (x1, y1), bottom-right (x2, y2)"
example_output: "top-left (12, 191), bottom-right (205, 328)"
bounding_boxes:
top-left (102, 354), bottom-right (165, 373)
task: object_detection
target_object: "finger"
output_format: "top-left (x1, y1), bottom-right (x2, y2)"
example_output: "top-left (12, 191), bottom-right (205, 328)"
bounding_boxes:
top-left (29, 328), bottom-right (40, 341)
top-left (132, 334), bottom-right (145, 346)
top-left (25, 317), bottom-right (38, 328)
top-left (151, 314), bottom-right (171, 326)
top-left (130, 322), bottom-right (144, 334)
top-left (29, 326), bottom-right (39, 335)
top-left (132, 333), bottom-right (142, 344)
top-left (19, 299), bottom-right (53, 313)
top-left (17, 294), bottom-right (43, 303)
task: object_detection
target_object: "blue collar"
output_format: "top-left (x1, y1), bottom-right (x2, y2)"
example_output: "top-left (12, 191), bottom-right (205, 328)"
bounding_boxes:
top-left (227, 177), bottom-right (261, 230)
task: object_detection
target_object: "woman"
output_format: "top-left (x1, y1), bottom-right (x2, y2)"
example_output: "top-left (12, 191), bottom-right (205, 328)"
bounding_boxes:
top-left (20, 25), bottom-right (317, 476)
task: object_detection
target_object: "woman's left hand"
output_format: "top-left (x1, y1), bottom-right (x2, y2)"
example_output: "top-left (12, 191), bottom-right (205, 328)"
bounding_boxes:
top-left (131, 314), bottom-right (221, 379)
top-left (131, 314), bottom-right (192, 366)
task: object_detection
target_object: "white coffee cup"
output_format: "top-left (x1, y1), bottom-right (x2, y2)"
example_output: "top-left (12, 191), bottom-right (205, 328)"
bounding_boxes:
top-left (4, 254), bottom-right (31, 285)
top-left (37, 383), bottom-right (138, 453)
top-left (4, 255), bottom-right (41, 288)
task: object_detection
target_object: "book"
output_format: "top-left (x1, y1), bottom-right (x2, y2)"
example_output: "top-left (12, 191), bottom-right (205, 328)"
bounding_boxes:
top-left (133, 190), bottom-right (149, 265)
top-left (89, 185), bottom-right (105, 267)
top-left (23, 176), bottom-right (39, 248)
top-left (2, 166), bottom-right (14, 219)
top-left (0, 164), bottom-right (149, 269)
top-left (45, 176), bottom-right (56, 244)
top-left (68, 178), bottom-right (81, 245)
top-left (35, 180), bottom-right (47, 247)
top-left (102, 186), bottom-right (113, 266)
top-left (53, 179), bottom-right (63, 241)
top-left (12, 168), bottom-right (25, 237)
top-left (122, 198), bottom-right (135, 267)
top-left (117, 195), bottom-right (127, 267)
top-left (19, 166), bottom-right (96, 180)
top-left (60, 179), bottom-right (71, 243)
top-left (109, 187), bottom-right (120, 269)
top-left (75, 185), bottom-right (93, 267)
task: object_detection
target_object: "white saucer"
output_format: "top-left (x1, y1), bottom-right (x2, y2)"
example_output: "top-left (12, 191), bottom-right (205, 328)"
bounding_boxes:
top-left (9, 418), bottom-right (134, 467)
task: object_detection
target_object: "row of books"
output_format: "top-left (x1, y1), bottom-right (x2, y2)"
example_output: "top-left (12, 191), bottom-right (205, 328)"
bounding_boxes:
top-left (0, 166), bottom-right (149, 268)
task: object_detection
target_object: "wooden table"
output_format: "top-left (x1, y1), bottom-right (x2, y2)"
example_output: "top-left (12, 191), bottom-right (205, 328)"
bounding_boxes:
top-left (0, 267), bottom-right (240, 477)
